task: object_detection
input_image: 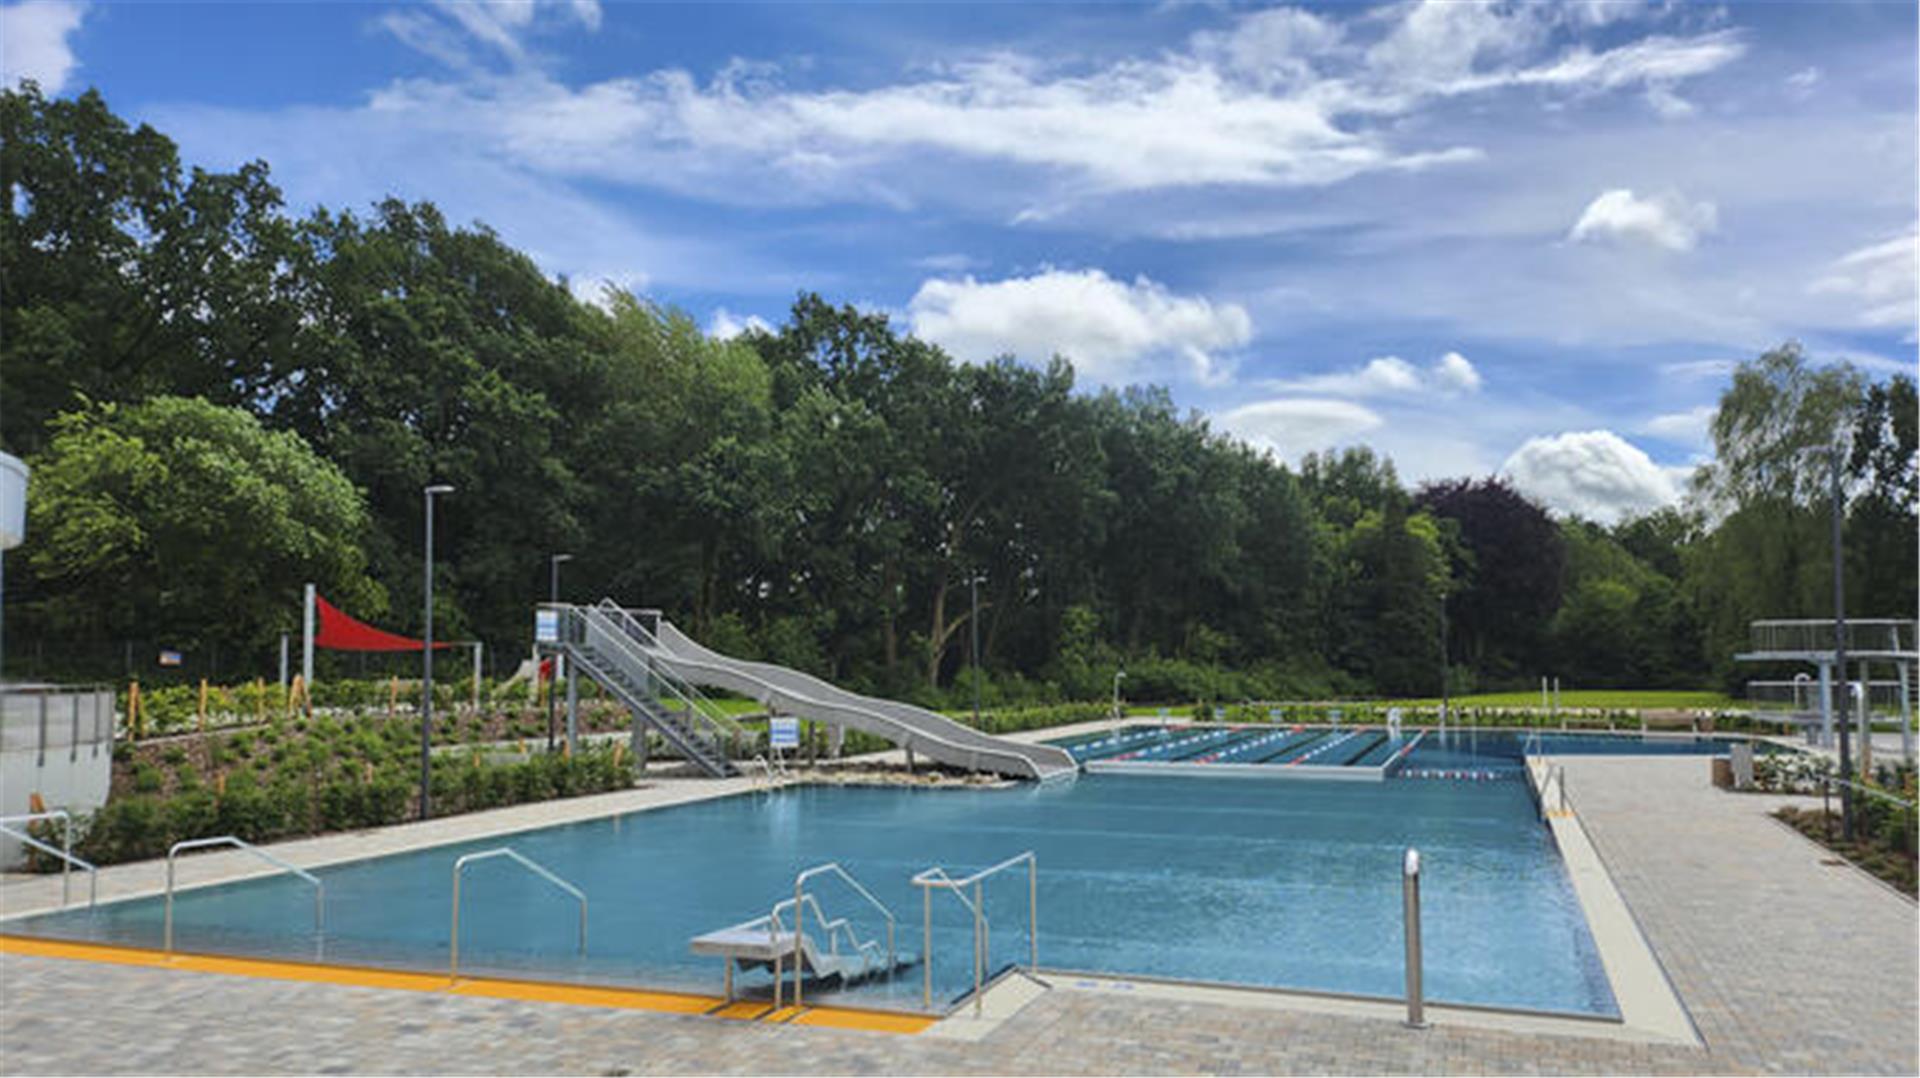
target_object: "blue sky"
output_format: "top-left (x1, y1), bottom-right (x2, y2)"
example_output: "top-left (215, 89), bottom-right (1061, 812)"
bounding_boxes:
top-left (4, 0), bottom-right (1915, 521)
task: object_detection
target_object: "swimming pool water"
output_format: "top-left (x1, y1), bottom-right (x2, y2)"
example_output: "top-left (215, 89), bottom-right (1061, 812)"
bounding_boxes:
top-left (8, 774), bottom-right (1617, 1017)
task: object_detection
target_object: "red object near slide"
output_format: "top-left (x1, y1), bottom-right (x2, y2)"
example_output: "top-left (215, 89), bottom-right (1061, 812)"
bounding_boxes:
top-left (312, 594), bottom-right (454, 652)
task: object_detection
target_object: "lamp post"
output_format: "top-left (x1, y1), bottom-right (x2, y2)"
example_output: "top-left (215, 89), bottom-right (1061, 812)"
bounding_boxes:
top-left (969, 572), bottom-right (986, 728)
top-left (547, 553), bottom-right (573, 751)
top-left (421, 483), bottom-right (455, 821)
top-left (1112, 670), bottom-right (1127, 721)
top-left (1828, 447), bottom-right (1853, 841)
top-left (1438, 591), bottom-right (1450, 738)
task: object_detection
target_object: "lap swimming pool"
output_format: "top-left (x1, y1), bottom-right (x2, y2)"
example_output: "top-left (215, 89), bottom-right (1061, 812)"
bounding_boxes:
top-left (5, 769), bottom-right (1618, 1018)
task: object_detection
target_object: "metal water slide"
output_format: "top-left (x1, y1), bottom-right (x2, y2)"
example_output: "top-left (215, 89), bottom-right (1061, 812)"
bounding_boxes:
top-left (641, 613), bottom-right (1077, 782)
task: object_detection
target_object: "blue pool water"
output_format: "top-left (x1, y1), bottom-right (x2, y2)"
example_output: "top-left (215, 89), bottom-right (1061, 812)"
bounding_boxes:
top-left (8, 774), bottom-right (1617, 1017)
top-left (1057, 724), bottom-right (1779, 771)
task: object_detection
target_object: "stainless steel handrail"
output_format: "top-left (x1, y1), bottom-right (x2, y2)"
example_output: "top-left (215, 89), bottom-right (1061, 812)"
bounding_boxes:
top-left (569, 603), bottom-right (744, 764)
top-left (773, 893), bottom-right (886, 968)
top-left (0, 810), bottom-right (97, 908)
top-left (449, 847), bottom-right (587, 980)
top-left (912, 851), bottom-right (1037, 1014)
top-left (593, 602), bottom-right (748, 739)
top-left (790, 862), bottom-right (896, 1008)
top-left (165, 836), bottom-right (323, 957)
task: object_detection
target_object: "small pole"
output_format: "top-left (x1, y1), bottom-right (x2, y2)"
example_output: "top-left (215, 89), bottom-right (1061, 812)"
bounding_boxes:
top-left (1028, 855), bottom-right (1038, 971)
top-left (973, 879), bottom-right (985, 1017)
top-left (1403, 848), bottom-right (1426, 1029)
top-left (923, 885), bottom-right (933, 1010)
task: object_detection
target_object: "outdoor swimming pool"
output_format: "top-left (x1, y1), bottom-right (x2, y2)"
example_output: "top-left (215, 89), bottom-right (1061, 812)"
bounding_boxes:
top-left (5, 771), bottom-right (1617, 1018)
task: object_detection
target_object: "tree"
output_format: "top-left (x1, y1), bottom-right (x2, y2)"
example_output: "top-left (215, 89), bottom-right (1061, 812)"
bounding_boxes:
top-left (0, 84), bottom-right (300, 455)
top-left (1416, 477), bottom-right (1565, 679)
top-left (19, 397), bottom-right (382, 660)
top-left (1686, 346), bottom-right (1914, 680)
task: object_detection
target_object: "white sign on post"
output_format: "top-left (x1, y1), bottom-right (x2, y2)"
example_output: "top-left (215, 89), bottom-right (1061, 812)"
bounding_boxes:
top-left (534, 608), bottom-right (560, 644)
top-left (769, 717), bottom-right (801, 749)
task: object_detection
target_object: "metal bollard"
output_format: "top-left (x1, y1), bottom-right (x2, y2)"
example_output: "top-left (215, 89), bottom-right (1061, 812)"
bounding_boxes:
top-left (1403, 848), bottom-right (1427, 1029)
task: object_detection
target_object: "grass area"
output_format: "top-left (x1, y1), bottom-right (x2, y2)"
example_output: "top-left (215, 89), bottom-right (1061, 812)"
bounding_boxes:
top-left (1115, 690), bottom-right (1737, 715)
top-left (1392, 689), bottom-right (1737, 710)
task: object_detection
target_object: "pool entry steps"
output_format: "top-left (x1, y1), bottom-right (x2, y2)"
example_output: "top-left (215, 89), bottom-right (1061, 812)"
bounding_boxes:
top-left (691, 862), bottom-right (912, 1008)
top-left (1066, 725), bottom-right (1426, 781)
top-left (545, 601), bottom-right (1077, 782)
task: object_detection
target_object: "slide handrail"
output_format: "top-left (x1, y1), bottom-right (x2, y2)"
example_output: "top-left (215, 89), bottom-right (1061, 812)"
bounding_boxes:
top-left (592, 601), bottom-right (748, 738)
top-left (572, 605), bottom-right (744, 759)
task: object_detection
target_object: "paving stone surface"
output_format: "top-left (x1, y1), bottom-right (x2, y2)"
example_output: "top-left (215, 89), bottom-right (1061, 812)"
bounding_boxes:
top-left (2, 756), bottom-right (1914, 1075)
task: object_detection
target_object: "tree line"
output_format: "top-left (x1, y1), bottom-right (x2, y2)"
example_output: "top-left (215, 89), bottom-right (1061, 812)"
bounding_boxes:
top-left (3, 86), bottom-right (1914, 705)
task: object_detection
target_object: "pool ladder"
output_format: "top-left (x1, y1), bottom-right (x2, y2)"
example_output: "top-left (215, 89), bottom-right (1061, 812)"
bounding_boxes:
top-left (913, 851), bottom-right (1038, 1015)
top-left (450, 847), bottom-right (588, 980)
top-left (0, 810), bottom-right (97, 909)
top-left (164, 836), bottom-right (324, 959)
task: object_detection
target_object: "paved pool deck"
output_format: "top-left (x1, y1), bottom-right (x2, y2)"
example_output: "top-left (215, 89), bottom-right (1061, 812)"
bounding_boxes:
top-left (2, 755), bottom-right (1915, 1075)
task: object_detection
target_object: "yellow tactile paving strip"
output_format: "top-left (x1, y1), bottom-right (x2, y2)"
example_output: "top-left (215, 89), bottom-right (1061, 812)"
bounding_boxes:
top-left (0, 934), bottom-right (934, 1034)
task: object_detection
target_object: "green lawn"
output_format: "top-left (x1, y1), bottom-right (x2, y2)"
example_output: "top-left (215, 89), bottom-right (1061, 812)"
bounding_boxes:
top-left (1393, 689), bottom-right (1737, 710)
top-left (1114, 690), bottom-right (1739, 715)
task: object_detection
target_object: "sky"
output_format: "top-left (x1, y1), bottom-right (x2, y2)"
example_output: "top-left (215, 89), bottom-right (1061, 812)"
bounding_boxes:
top-left (3, 0), bottom-right (1915, 522)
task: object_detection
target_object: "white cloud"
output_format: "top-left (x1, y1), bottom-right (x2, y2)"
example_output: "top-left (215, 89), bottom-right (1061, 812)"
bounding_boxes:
top-left (1, 0), bottom-right (86, 93)
top-left (1432, 351), bottom-right (1482, 393)
top-left (1809, 231), bottom-right (1918, 332)
top-left (709, 307), bottom-right (773, 340)
top-left (1217, 398), bottom-right (1384, 459)
top-left (348, 3), bottom-right (1743, 210)
top-left (1502, 430), bottom-right (1680, 522)
top-left (912, 252), bottom-right (986, 273)
top-left (1263, 351), bottom-right (1482, 397)
top-left (908, 268), bottom-right (1251, 384)
top-left (1641, 404), bottom-right (1716, 446)
top-left (1785, 66), bottom-right (1821, 94)
top-left (1659, 358), bottom-right (1738, 381)
top-left (1567, 188), bottom-right (1718, 251)
top-left (382, 0), bottom-right (602, 68)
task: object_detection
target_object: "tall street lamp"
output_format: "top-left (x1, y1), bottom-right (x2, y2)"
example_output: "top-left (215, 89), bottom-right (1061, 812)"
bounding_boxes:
top-left (969, 572), bottom-right (986, 728)
top-left (1827, 446), bottom-right (1853, 841)
top-left (421, 483), bottom-right (455, 820)
top-left (547, 553), bottom-right (573, 751)
top-left (1438, 590), bottom-right (1450, 738)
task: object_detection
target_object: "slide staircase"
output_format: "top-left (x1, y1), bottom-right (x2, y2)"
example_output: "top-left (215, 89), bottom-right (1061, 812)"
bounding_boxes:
top-left (553, 603), bottom-right (743, 777)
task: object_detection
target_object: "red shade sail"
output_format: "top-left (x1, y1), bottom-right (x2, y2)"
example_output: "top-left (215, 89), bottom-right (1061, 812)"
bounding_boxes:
top-left (313, 594), bottom-right (454, 652)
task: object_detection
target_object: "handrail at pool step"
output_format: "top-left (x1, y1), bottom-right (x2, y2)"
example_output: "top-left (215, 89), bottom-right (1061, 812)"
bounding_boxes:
top-left (789, 862), bottom-right (897, 1008)
top-left (912, 850), bottom-right (1037, 1015)
top-left (0, 810), bottom-right (97, 909)
top-left (449, 847), bottom-right (587, 980)
top-left (165, 836), bottom-right (324, 958)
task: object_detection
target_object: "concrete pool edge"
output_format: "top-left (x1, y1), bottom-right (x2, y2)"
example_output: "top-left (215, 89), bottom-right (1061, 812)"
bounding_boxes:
top-left (0, 933), bottom-right (937, 1034)
top-left (1526, 757), bottom-right (1701, 1048)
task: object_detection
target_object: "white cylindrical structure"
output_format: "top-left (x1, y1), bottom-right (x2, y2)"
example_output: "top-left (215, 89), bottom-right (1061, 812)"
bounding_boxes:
top-left (0, 452), bottom-right (26, 552)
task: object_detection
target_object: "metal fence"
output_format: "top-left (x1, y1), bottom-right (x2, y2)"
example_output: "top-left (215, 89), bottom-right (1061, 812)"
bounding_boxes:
top-left (1747, 679), bottom-right (1909, 715)
top-left (1747, 619), bottom-right (1918, 656)
top-left (0, 685), bottom-right (116, 762)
